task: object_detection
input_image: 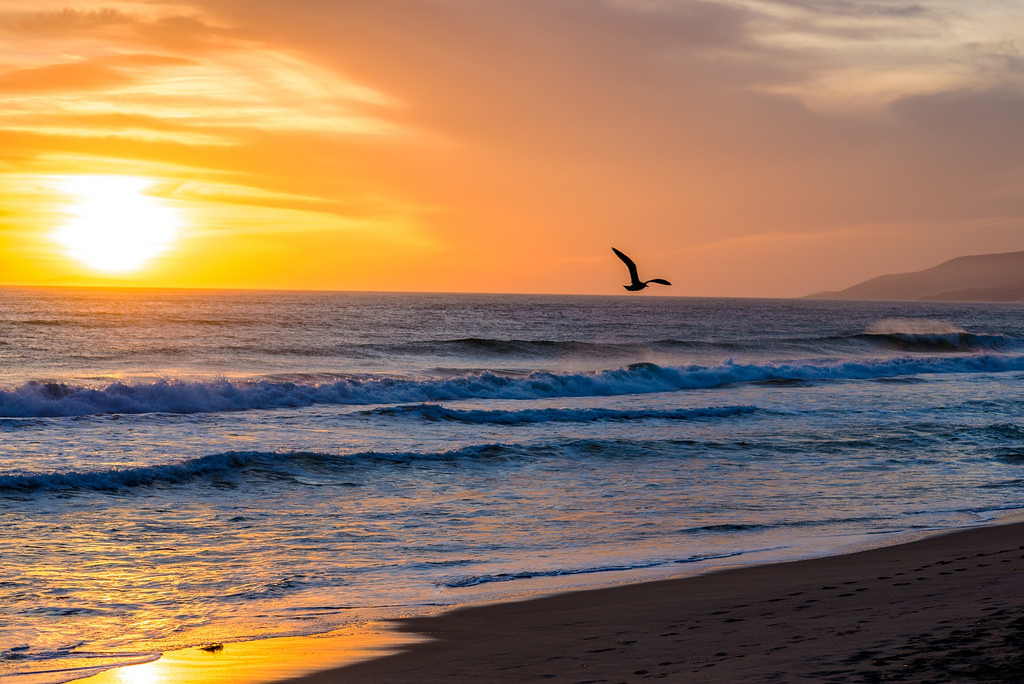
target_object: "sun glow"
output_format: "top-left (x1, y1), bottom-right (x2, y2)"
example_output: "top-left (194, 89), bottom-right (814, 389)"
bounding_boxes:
top-left (54, 176), bottom-right (182, 273)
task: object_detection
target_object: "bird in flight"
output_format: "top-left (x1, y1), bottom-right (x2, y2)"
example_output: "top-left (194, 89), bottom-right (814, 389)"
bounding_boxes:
top-left (612, 247), bottom-right (672, 292)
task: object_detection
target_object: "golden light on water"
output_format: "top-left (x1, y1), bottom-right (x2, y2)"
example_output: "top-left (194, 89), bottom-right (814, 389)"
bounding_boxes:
top-left (83, 629), bottom-right (418, 684)
top-left (53, 176), bottom-right (182, 274)
top-left (111, 663), bottom-right (160, 684)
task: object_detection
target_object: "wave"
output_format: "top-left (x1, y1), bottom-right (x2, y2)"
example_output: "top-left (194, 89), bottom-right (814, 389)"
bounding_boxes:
top-left (391, 338), bottom-right (631, 356)
top-left (0, 445), bottom-right (520, 493)
top-left (441, 551), bottom-right (748, 588)
top-left (0, 440), bottom-right (689, 493)
top-left (248, 337), bottom-right (739, 360)
top-left (0, 650), bottom-right (160, 681)
top-left (4, 353), bottom-right (1024, 417)
top-left (853, 331), bottom-right (1014, 352)
top-left (370, 337), bottom-right (733, 357)
top-left (851, 318), bottom-right (1020, 352)
top-left (358, 325), bottom-right (1021, 358)
top-left (0, 450), bottom-right (278, 492)
top-left (360, 403), bottom-right (758, 424)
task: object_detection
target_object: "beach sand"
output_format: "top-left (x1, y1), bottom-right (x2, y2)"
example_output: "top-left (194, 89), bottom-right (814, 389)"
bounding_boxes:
top-left (286, 522), bottom-right (1024, 683)
top-left (89, 522), bottom-right (1024, 683)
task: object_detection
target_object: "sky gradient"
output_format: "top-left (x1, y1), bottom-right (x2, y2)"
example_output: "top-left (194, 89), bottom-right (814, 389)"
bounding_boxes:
top-left (2, 0), bottom-right (1023, 296)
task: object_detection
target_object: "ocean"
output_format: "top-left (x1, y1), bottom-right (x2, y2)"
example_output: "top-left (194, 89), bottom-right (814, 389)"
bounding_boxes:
top-left (2, 288), bottom-right (1024, 681)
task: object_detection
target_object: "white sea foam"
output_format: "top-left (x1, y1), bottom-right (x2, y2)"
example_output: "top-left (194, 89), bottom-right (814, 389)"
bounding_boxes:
top-left (362, 403), bottom-right (758, 424)
top-left (866, 318), bottom-right (968, 335)
top-left (3, 354), bottom-right (1023, 417)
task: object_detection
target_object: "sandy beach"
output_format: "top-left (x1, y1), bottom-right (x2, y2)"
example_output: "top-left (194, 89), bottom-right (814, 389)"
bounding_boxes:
top-left (279, 521), bottom-right (1024, 683)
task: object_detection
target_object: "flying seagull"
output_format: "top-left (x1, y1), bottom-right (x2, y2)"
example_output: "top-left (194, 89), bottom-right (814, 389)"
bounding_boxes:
top-left (612, 247), bottom-right (671, 292)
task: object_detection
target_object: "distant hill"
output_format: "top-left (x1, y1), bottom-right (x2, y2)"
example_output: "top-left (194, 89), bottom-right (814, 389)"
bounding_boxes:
top-left (806, 251), bottom-right (1024, 302)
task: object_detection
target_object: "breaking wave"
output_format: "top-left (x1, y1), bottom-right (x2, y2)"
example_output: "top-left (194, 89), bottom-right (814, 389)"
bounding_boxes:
top-left (854, 319), bottom-right (1015, 352)
top-left (442, 551), bottom-right (748, 588)
top-left (361, 325), bottom-right (1021, 358)
top-left (3, 353), bottom-right (1024, 418)
top-left (360, 403), bottom-right (758, 424)
top-left (0, 441), bottom-right (676, 493)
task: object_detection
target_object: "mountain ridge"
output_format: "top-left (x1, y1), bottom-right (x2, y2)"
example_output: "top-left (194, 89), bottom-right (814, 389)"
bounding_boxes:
top-left (806, 251), bottom-right (1024, 302)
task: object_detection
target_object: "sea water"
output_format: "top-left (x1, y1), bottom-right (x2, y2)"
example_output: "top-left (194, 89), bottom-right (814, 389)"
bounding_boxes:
top-left (2, 289), bottom-right (1024, 681)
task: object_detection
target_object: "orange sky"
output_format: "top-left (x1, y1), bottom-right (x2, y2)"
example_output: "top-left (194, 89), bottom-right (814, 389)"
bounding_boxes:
top-left (2, 0), bottom-right (1023, 296)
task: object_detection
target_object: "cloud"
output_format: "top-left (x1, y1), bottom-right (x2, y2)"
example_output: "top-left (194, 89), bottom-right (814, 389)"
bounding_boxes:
top-left (4, 0), bottom-right (1024, 293)
top-left (891, 87), bottom-right (1024, 173)
top-left (188, 1), bottom-right (1024, 217)
top-left (759, 0), bottom-right (929, 19)
top-left (2, 7), bottom-right (136, 33)
top-left (1, 5), bottom-right (263, 53)
top-left (135, 13), bottom-right (266, 52)
top-left (0, 53), bottom-right (194, 94)
top-left (0, 61), bottom-right (132, 93)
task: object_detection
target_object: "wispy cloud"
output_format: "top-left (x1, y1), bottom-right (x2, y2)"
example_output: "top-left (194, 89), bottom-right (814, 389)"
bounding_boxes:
top-left (2, 0), bottom-right (1023, 294)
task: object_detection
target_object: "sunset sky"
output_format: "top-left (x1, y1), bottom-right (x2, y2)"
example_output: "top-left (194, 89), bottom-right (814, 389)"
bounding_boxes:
top-left (2, 0), bottom-right (1023, 296)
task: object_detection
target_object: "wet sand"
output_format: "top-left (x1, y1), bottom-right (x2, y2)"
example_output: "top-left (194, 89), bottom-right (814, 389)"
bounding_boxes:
top-left (283, 522), bottom-right (1024, 683)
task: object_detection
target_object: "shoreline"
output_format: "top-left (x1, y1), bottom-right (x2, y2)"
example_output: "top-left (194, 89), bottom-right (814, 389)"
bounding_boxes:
top-left (292, 520), bottom-right (1024, 683)
top-left (85, 520), bottom-right (1024, 683)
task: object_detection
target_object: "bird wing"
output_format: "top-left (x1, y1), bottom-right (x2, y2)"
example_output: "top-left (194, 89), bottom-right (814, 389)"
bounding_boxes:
top-left (611, 247), bottom-right (641, 284)
top-left (647, 278), bottom-right (671, 286)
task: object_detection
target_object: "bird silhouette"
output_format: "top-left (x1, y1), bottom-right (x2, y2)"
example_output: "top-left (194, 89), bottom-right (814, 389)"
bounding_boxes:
top-left (612, 247), bottom-right (671, 291)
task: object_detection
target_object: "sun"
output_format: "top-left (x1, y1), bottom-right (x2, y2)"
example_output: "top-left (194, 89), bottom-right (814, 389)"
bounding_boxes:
top-left (54, 176), bottom-right (182, 273)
